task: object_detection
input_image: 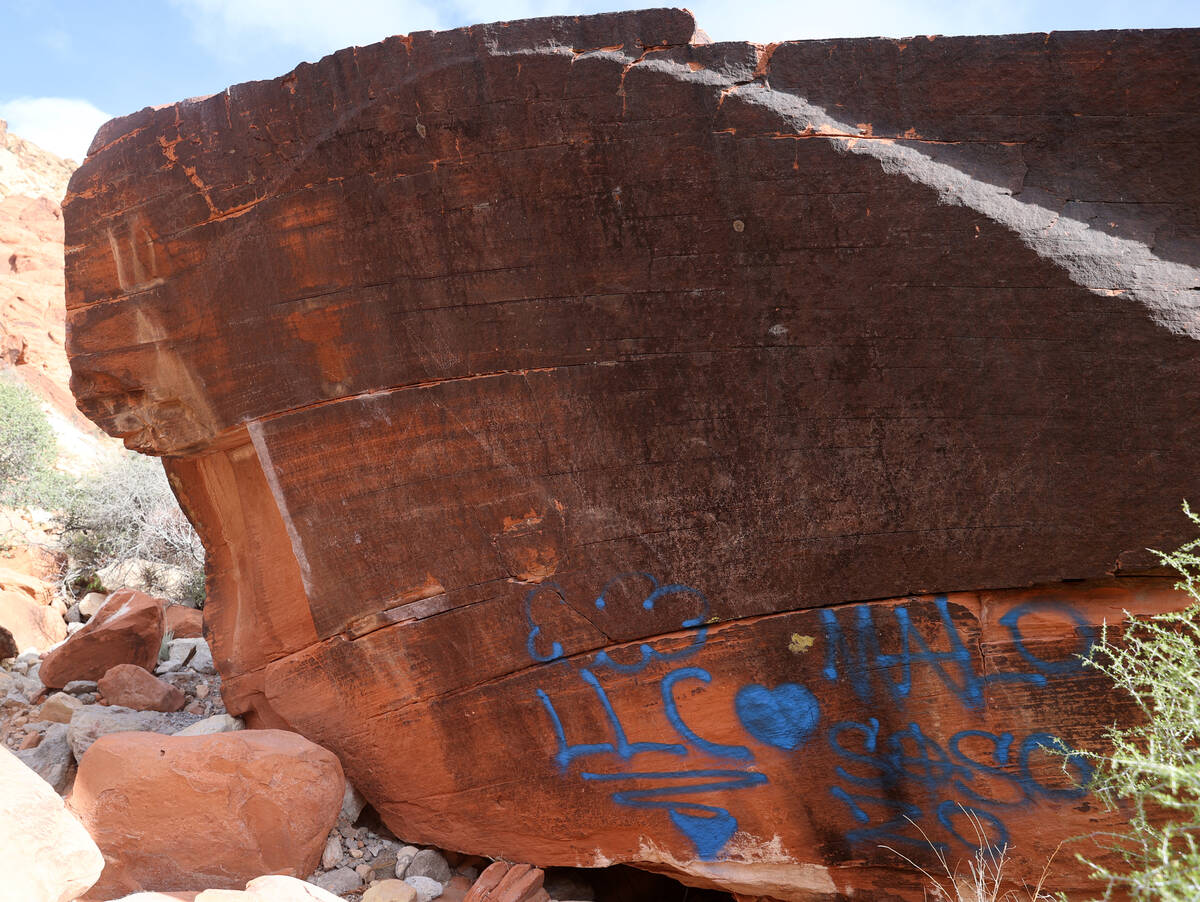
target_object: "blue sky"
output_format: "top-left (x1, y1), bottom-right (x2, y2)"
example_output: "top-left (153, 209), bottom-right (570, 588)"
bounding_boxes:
top-left (2, 0), bottom-right (1197, 162)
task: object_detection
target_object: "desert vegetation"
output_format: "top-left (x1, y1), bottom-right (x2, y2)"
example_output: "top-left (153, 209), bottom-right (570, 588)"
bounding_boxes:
top-left (0, 369), bottom-right (204, 606)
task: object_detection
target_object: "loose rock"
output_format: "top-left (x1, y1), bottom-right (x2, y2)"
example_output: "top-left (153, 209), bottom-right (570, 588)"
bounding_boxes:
top-left (67, 704), bottom-right (202, 760)
top-left (312, 867), bottom-right (362, 895)
top-left (38, 691), bottom-right (83, 723)
top-left (173, 713), bottom-right (244, 736)
top-left (364, 880), bottom-right (418, 902)
top-left (78, 591), bottom-right (107, 618)
top-left (0, 745), bottom-right (104, 901)
top-left (407, 849), bottom-right (453, 886)
top-left (321, 834), bottom-right (342, 870)
top-left (16, 722), bottom-right (75, 794)
top-left (164, 604), bottom-right (204, 639)
top-left (394, 846), bottom-right (419, 879)
top-left (39, 589), bottom-right (165, 688)
top-left (404, 875), bottom-right (444, 902)
top-left (156, 637), bottom-right (216, 675)
top-left (70, 730), bottom-right (344, 898)
top-left (0, 588), bottom-right (65, 652)
top-left (99, 663), bottom-right (186, 712)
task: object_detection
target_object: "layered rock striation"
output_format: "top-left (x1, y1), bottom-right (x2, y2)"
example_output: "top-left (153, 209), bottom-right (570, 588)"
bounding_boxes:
top-left (0, 119), bottom-right (76, 416)
top-left (63, 9), bottom-right (1200, 900)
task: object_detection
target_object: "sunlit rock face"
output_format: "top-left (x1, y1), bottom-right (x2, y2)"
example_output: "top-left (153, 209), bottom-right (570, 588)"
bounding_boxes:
top-left (63, 9), bottom-right (1200, 899)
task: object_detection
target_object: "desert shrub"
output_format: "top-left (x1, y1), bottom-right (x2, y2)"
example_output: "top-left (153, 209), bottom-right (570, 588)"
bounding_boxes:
top-left (0, 372), bottom-right (61, 506)
top-left (56, 451), bottom-right (205, 606)
top-left (1072, 503), bottom-right (1200, 900)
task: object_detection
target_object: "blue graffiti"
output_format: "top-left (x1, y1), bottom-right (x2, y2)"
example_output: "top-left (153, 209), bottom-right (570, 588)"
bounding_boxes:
top-left (827, 718), bottom-right (1094, 853)
top-left (661, 668), bottom-right (753, 761)
top-left (537, 669), bottom-right (687, 771)
top-left (819, 597), bottom-right (1095, 709)
top-left (582, 770), bottom-right (769, 860)
top-left (530, 574), bottom-right (1100, 862)
top-left (530, 575), bottom-right (786, 861)
top-left (734, 683), bottom-right (821, 751)
top-left (523, 574), bottom-right (711, 673)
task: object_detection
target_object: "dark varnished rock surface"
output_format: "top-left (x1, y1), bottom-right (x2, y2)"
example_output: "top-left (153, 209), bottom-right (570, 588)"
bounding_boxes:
top-left (64, 9), bottom-right (1200, 899)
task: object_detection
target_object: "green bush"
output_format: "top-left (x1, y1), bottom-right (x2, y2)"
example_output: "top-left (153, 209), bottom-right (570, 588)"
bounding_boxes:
top-left (0, 372), bottom-right (61, 506)
top-left (1074, 503), bottom-right (1200, 900)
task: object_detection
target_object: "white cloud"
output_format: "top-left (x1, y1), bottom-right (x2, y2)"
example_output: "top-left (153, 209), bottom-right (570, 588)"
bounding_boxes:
top-left (0, 97), bottom-right (113, 163)
top-left (171, 0), bottom-right (447, 59)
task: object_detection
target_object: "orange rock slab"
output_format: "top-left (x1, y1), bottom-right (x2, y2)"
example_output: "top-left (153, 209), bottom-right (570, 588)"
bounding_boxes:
top-left (40, 588), bottom-right (164, 688)
top-left (62, 9), bottom-right (1200, 901)
top-left (70, 729), bottom-right (344, 899)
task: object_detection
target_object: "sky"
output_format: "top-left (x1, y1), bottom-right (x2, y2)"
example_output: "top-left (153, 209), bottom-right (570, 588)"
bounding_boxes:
top-left (1, 0), bottom-right (1197, 162)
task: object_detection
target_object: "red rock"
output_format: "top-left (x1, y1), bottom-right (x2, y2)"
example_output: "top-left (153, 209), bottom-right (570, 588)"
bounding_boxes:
top-left (0, 587), bottom-right (66, 652)
top-left (465, 863), bottom-right (548, 902)
top-left (0, 121), bottom-right (82, 420)
top-left (61, 9), bottom-right (1200, 901)
top-left (69, 729), bottom-right (344, 899)
top-left (0, 564), bottom-right (51, 605)
top-left (164, 605), bottom-right (203, 639)
top-left (39, 589), bottom-right (164, 688)
top-left (98, 664), bottom-right (186, 712)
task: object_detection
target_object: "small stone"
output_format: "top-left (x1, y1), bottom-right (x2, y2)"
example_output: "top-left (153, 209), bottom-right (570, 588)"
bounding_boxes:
top-left (195, 682), bottom-right (210, 699)
top-left (321, 834), bottom-right (343, 869)
top-left (184, 700), bottom-right (205, 715)
top-left (39, 691), bottom-right (83, 724)
top-left (394, 845), bottom-right (419, 878)
top-left (172, 713), bottom-right (244, 736)
top-left (98, 663), bottom-right (186, 712)
top-left (66, 622), bottom-right (84, 635)
top-left (246, 874), bottom-right (344, 901)
top-left (407, 848), bottom-right (452, 885)
top-left (62, 680), bottom-right (99, 696)
top-left (313, 866), bottom-right (362, 895)
top-left (363, 879), bottom-right (418, 902)
top-left (65, 604), bottom-right (82, 624)
top-left (67, 704), bottom-right (202, 759)
top-left (357, 863), bottom-right (374, 881)
top-left (18, 731), bottom-right (39, 750)
top-left (78, 592), bottom-right (107, 618)
top-left (340, 780), bottom-right (367, 823)
top-left (440, 875), bottom-right (472, 902)
top-left (404, 875), bottom-right (443, 902)
top-left (16, 722), bottom-right (74, 794)
top-left (350, 847), bottom-right (364, 859)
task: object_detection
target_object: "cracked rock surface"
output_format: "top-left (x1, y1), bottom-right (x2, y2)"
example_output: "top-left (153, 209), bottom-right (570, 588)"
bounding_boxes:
top-left (62, 8), bottom-right (1200, 900)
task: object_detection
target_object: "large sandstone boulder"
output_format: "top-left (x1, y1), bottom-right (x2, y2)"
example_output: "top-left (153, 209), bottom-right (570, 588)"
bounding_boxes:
top-left (70, 729), bottom-right (345, 899)
top-left (62, 9), bottom-right (1200, 900)
top-left (0, 745), bottom-right (104, 901)
top-left (40, 587), bottom-right (164, 687)
top-left (0, 586), bottom-right (66, 652)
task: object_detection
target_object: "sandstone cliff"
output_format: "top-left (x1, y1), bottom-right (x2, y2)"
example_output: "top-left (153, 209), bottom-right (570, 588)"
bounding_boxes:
top-left (0, 119), bottom-right (75, 416)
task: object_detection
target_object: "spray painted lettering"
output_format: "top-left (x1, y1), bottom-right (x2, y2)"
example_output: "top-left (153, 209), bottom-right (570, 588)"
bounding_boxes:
top-left (526, 576), bottom-right (1097, 861)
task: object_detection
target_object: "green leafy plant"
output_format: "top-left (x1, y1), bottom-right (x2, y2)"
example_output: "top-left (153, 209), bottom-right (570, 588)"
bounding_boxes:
top-left (1071, 503), bottom-right (1200, 900)
top-left (0, 372), bottom-right (62, 507)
